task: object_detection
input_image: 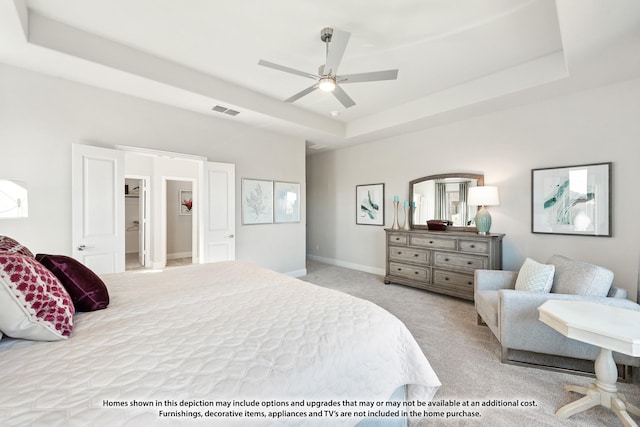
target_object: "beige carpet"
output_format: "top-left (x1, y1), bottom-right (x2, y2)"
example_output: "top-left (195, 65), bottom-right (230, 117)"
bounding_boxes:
top-left (301, 260), bottom-right (640, 427)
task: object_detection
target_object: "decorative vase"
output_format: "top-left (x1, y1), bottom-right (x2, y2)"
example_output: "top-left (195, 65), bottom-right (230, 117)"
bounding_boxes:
top-left (475, 206), bottom-right (492, 235)
top-left (402, 205), bottom-right (411, 231)
top-left (391, 201), bottom-right (400, 230)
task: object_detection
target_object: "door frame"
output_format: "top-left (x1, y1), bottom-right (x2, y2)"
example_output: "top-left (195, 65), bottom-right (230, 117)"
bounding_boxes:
top-left (124, 174), bottom-right (150, 268)
top-left (161, 176), bottom-right (198, 267)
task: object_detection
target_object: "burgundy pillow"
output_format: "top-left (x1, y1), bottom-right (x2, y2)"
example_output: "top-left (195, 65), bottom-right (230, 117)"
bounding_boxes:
top-left (36, 254), bottom-right (109, 312)
top-left (0, 235), bottom-right (34, 258)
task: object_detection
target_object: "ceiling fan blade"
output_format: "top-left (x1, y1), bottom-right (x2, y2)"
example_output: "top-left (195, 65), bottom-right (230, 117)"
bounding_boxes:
top-left (285, 84), bottom-right (319, 103)
top-left (338, 69), bottom-right (399, 83)
top-left (332, 85), bottom-right (356, 109)
top-left (324, 29), bottom-right (351, 76)
top-left (258, 59), bottom-right (318, 80)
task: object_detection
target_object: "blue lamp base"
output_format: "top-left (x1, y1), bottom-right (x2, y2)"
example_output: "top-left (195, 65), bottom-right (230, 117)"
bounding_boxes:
top-left (475, 206), bottom-right (492, 235)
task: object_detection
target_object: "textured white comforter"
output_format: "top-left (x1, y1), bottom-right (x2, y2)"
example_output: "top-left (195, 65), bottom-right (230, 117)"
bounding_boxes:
top-left (0, 261), bottom-right (440, 426)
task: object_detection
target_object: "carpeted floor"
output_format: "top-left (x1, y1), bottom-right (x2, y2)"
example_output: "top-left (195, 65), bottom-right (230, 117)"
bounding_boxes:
top-left (300, 259), bottom-right (640, 427)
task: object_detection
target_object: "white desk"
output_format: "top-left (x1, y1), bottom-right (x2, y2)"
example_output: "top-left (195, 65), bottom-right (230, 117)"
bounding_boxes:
top-left (538, 300), bottom-right (640, 427)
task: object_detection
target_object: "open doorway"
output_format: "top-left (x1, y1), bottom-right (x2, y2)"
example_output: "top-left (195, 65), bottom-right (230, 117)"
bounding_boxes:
top-left (124, 176), bottom-right (149, 271)
top-left (166, 179), bottom-right (194, 267)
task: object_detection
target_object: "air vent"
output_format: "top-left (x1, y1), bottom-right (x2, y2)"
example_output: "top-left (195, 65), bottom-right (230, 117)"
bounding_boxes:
top-left (212, 105), bottom-right (240, 116)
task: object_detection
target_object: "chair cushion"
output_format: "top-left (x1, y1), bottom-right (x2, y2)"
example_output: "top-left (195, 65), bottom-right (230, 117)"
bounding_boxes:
top-left (475, 290), bottom-right (499, 331)
top-left (514, 258), bottom-right (554, 293)
top-left (547, 255), bottom-right (613, 297)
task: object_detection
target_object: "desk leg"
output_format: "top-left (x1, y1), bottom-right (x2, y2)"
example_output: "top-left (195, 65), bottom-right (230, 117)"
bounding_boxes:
top-left (619, 395), bottom-right (640, 417)
top-left (556, 384), bottom-right (600, 419)
top-left (612, 398), bottom-right (638, 427)
top-left (556, 348), bottom-right (638, 427)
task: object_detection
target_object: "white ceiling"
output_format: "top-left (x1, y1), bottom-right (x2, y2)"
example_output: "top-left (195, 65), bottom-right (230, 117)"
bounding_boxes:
top-left (1, 0), bottom-right (639, 153)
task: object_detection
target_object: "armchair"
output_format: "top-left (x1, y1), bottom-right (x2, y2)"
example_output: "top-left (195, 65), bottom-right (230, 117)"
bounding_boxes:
top-left (475, 255), bottom-right (640, 376)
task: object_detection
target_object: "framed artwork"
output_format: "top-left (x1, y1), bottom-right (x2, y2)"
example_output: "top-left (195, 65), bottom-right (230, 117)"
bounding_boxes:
top-left (179, 190), bottom-right (193, 215)
top-left (356, 183), bottom-right (385, 226)
top-left (274, 181), bottom-right (300, 223)
top-left (242, 178), bottom-right (273, 224)
top-left (531, 162), bottom-right (611, 236)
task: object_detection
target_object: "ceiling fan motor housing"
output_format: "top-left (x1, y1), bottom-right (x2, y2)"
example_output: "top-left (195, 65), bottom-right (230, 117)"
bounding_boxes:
top-left (320, 27), bottom-right (333, 43)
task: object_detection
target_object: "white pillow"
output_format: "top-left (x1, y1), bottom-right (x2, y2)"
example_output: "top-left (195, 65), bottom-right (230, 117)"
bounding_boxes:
top-left (0, 253), bottom-right (74, 341)
top-left (515, 258), bottom-right (555, 293)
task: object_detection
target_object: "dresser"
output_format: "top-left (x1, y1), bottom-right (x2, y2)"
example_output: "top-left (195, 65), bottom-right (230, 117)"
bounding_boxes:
top-left (384, 229), bottom-right (504, 301)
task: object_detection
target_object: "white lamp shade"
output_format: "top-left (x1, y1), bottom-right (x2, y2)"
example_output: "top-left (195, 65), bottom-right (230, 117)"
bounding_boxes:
top-left (468, 186), bottom-right (500, 206)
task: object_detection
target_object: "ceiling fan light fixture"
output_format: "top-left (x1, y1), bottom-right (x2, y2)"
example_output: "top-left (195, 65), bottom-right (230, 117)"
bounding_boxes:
top-left (318, 77), bottom-right (336, 92)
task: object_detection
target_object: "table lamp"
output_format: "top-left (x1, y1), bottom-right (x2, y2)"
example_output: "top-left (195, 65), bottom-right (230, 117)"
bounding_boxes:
top-left (468, 186), bottom-right (499, 235)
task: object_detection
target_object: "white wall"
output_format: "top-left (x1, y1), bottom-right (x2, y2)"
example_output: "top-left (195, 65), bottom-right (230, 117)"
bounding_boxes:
top-left (0, 63), bottom-right (306, 275)
top-left (307, 77), bottom-right (640, 300)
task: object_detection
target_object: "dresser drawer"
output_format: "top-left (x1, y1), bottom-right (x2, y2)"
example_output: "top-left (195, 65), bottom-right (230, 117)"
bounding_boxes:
top-left (385, 229), bottom-right (503, 301)
top-left (433, 252), bottom-right (487, 271)
top-left (409, 235), bottom-right (456, 250)
top-left (388, 233), bottom-right (408, 246)
top-left (432, 269), bottom-right (475, 288)
top-left (389, 246), bottom-right (429, 264)
top-left (389, 262), bottom-right (430, 281)
top-left (459, 239), bottom-right (489, 254)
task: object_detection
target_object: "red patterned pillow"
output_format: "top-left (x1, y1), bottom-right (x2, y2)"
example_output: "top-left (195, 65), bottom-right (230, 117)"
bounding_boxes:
top-left (0, 235), bottom-right (34, 258)
top-left (0, 253), bottom-right (74, 340)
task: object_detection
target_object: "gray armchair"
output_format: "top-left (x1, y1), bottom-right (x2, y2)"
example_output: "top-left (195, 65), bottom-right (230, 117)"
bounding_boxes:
top-left (474, 255), bottom-right (640, 376)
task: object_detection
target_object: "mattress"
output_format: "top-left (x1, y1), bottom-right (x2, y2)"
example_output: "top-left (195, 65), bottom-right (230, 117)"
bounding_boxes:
top-left (0, 261), bottom-right (440, 426)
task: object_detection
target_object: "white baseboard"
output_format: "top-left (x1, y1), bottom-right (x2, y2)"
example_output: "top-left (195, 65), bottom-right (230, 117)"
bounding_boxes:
top-left (285, 268), bottom-right (308, 278)
top-left (167, 252), bottom-right (192, 260)
top-left (307, 255), bottom-right (385, 276)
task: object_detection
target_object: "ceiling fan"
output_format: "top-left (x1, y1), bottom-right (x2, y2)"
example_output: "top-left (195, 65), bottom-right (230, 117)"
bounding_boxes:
top-left (258, 27), bottom-right (398, 109)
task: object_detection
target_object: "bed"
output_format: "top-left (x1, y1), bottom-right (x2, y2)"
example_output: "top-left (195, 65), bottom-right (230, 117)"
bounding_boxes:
top-left (0, 258), bottom-right (440, 426)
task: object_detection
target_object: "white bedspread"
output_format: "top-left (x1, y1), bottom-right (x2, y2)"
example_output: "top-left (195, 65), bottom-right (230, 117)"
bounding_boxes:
top-left (0, 261), bottom-right (439, 426)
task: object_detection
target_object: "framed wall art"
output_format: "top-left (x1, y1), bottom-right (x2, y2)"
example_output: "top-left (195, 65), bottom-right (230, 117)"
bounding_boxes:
top-left (356, 183), bottom-right (384, 226)
top-left (179, 190), bottom-right (193, 215)
top-left (531, 162), bottom-right (611, 236)
top-left (274, 181), bottom-right (300, 223)
top-left (242, 178), bottom-right (273, 224)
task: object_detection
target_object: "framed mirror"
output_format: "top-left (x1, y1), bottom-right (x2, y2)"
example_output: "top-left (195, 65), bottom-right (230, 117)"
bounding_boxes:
top-left (409, 173), bottom-right (483, 230)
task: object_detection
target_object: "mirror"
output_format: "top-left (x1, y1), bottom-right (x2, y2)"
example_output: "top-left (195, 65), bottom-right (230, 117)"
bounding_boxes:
top-left (409, 173), bottom-right (483, 230)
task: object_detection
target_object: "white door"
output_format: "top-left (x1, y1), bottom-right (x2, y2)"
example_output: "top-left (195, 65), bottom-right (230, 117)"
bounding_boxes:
top-left (71, 144), bottom-right (125, 273)
top-left (138, 178), bottom-right (149, 267)
top-left (201, 162), bottom-right (235, 262)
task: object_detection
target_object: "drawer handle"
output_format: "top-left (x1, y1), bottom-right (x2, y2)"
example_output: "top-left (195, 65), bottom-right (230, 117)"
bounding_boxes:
top-left (397, 268), bottom-right (402, 271)
top-left (468, 281), bottom-right (473, 285)
top-left (444, 277), bottom-right (449, 281)
top-left (414, 254), bottom-right (419, 257)
top-left (397, 251), bottom-right (402, 255)
top-left (470, 244), bottom-right (475, 248)
top-left (467, 261), bottom-right (473, 265)
top-left (395, 237), bottom-right (400, 241)
top-left (415, 271), bottom-right (419, 275)
top-left (429, 240), bottom-right (434, 244)
top-left (444, 258), bottom-right (449, 262)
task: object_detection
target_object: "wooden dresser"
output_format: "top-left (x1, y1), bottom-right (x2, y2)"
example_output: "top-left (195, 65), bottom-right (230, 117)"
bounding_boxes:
top-left (384, 229), bottom-right (504, 301)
